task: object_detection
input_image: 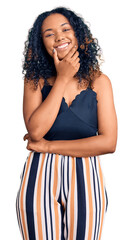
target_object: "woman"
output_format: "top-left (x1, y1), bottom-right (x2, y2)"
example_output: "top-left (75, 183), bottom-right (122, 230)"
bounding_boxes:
top-left (16, 6), bottom-right (117, 240)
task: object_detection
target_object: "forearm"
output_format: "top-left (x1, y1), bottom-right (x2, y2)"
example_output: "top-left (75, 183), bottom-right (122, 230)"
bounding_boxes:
top-left (47, 135), bottom-right (116, 157)
top-left (27, 76), bottom-right (67, 141)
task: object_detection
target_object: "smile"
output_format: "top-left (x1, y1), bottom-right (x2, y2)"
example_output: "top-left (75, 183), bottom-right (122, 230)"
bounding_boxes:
top-left (56, 42), bottom-right (71, 51)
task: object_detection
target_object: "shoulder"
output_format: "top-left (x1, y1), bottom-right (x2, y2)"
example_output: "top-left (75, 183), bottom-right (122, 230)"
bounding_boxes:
top-left (24, 77), bottom-right (45, 92)
top-left (92, 73), bottom-right (112, 93)
top-left (92, 73), bottom-right (113, 100)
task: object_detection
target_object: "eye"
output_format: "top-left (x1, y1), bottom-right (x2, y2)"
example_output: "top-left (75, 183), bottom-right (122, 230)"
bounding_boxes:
top-left (45, 29), bottom-right (70, 37)
top-left (46, 34), bottom-right (53, 37)
top-left (63, 28), bottom-right (70, 32)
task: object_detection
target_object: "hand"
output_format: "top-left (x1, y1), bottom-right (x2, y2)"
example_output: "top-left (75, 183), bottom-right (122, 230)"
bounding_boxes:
top-left (23, 133), bottom-right (49, 153)
top-left (53, 45), bottom-right (80, 83)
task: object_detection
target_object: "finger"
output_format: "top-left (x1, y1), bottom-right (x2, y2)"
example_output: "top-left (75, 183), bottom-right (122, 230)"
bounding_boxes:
top-left (71, 51), bottom-right (79, 61)
top-left (53, 48), bottom-right (60, 65)
top-left (23, 133), bottom-right (29, 141)
top-left (64, 45), bottom-right (78, 60)
top-left (27, 145), bottom-right (32, 151)
top-left (73, 62), bottom-right (80, 73)
top-left (73, 57), bottom-right (80, 66)
top-left (76, 62), bottom-right (80, 71)
top-left (27, 142), bottom-right (32, 151)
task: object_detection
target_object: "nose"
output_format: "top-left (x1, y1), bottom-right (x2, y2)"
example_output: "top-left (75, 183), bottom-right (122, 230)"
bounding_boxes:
top-left (55, 31), bottom-right (65, 42)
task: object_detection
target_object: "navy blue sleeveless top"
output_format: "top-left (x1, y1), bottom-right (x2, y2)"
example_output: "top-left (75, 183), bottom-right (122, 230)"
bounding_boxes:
top-left (41, 84), bottom-right (98, 141)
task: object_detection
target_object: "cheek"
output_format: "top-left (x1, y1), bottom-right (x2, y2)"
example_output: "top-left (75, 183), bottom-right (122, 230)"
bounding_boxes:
top-left (42, 39), bottom-right (52, 54)
top-left (70, 33), bottom-right (78, 45)
top-left (72, 38), bottom-right (78, 48)
top-left (75, 38), bottom-right (78, 45)
top-left (42, 39), bottom-right (49, 49)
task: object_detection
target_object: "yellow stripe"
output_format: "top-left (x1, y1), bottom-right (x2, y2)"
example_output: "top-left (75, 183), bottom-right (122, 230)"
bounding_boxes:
top-left (20, 151), bottom-right (32, 240)
top-left (53, 154), bottom-right (60, 240)
top-left (36, 153), bottom-right (45, 239)
top-left (97, 156), bottom-right (105, 240)
top-left (85, 157), bottom-right (93, 239)
top-left (69, 157), bottom-right (75, 240)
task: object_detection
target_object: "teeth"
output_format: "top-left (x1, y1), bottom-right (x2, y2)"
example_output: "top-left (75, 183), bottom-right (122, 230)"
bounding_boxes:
top-left (57, 43), bottom-right (69, 49)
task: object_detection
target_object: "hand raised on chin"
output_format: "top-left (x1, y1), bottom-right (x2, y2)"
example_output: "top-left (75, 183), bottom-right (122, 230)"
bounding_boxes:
top-left (52, 45), bottom-right (80, 84)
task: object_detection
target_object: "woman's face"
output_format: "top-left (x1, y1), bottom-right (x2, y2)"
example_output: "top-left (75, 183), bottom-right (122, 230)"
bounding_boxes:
top-left (41, 13), bottom-right (78, 60)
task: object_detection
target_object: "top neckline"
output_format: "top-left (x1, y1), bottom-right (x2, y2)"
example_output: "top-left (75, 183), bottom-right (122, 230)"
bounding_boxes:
top-left (41, 84), bottom-right (97, 109)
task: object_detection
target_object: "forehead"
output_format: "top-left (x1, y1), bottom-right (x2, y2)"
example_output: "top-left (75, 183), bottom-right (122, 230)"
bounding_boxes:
top-left (41, 13), bottom-right (70, 30)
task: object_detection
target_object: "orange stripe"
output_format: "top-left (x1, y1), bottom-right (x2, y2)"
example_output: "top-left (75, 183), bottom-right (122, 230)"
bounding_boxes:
top-left (85, 157), bottom-right (93, 239)
top-left (61, 199), bottom-right (65, 211)
top-left (53, 154), bottom-right (60, 240)
top-left (20, 151), bottom-right (32, 240)
top-left (36, 153), bottom-right (46, 239)
top-left (69, 157), bottom-right (75, 240)
top-left (97, 156), bottom-right (105, 240)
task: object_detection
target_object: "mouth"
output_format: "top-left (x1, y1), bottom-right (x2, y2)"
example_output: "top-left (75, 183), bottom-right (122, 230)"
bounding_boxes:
top-left (55, 42), bottom-right (71, 51)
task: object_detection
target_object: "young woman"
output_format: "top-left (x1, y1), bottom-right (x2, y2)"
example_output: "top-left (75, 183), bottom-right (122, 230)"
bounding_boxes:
top-left (16, 6), bottom-right (117, 240)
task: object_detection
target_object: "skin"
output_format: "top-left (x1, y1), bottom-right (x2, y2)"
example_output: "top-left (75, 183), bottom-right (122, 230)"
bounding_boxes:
top-left (23, 13), bottom-right (118, 157)
top-left (41, 13), bottom-right (79, 60)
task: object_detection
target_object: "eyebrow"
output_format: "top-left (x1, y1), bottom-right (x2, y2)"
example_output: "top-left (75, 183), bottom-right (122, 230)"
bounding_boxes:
top-left (42, 22), bottom-right (70, 34)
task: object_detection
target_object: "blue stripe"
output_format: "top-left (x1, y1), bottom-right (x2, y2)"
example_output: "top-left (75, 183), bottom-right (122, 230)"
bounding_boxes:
top-left (67, 156), bottom-right (69, 191)
top-left (62, 157), bottom-right (67, 202)
top-left (43, 153), bottom-right (49, 240)
top-left (65, 200), bottom-right (68, 239)
top-left (105, 187), bottom-right (108, 212)
top-left (94, 156), bottom-right (102, 240)
top-left (90, 157), bottom-right (97, 240)
top-left (58, 155), bottom-right (62, 204)
top-left (66, 156), bottom-right (69, 239)
top-left (60, 156), bottom-right (64, 240)
top-left (61, 205), bottom-right (65, 240)
top-left (26, 152), bottom-right (39, 240)
top-left (76, 157), bottom-right (86, 240)
top-left (49, 154), bottom-right (54, 240)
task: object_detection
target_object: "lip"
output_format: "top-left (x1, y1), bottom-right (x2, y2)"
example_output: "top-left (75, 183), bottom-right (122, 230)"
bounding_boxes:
top-left (55, 42), bottom-right (71, 51)
top-left (55, 42), bottom-right (71, 48)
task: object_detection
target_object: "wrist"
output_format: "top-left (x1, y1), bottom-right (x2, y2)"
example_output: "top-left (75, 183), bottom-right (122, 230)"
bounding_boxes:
top-left (46, 140), bottom-right (53, 153)
top-left (56, 75), bottom-right (69, 86)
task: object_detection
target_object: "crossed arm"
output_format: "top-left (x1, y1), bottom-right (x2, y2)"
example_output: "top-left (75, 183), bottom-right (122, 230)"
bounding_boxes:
top-left (23, 74), bottom-right (118, 157)
top-left (46, 134), bottom-right (116, 158)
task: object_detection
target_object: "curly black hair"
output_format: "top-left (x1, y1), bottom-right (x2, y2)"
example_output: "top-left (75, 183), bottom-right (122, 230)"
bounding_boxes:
top-left (22, 6), bottom-right (104, 90)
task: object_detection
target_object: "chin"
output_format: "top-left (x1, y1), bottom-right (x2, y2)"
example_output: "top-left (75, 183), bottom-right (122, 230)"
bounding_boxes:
top-left (57, 52), bottom-right (69, 60)
top-left (58, 56), bottom-right (63, 60)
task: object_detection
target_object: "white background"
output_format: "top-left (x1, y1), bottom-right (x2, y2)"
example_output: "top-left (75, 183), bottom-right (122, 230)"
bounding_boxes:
top-left (0, 0), bottom-right (133, 239)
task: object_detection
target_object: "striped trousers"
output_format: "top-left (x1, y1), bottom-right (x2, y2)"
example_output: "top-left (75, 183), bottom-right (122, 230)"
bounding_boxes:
top-left (16, 151), bottom-right (108, 240)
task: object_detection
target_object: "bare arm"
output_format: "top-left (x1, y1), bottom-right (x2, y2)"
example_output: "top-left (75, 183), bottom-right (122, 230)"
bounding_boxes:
top-left (23, 76), bottom-right (67, 141)
top-left (46, 74), bottom-right (118, 157)
top-left (23, 45), bottom-right (80, 141)
top-left (46, 135), bottom-right (116, 158)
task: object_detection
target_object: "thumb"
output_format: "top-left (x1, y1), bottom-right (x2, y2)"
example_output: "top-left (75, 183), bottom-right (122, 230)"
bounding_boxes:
top-left (52, 48), bottom-right (59, 65)
top-left (23, 133), bottom-right (29, 141)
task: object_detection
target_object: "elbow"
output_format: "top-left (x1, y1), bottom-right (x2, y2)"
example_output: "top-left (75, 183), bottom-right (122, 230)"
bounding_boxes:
top-left (28, 131), bottom-right (39, 142)
top-left (27, 121), bottom-right (44, 141)
top-left (109, 145), bottom-right (116, 153)
top-left (108, 140), bottom-right (117, 153)
top-left (100, 134), bottom-right (117, 154)
top-left (28, 129), bottom-right (43, 142)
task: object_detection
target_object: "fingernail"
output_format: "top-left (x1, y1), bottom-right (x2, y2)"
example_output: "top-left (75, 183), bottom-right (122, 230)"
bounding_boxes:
top-left (53, 48), bottom-right (55, 53)
top-left (75, 45), bottom-right (76, 48)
